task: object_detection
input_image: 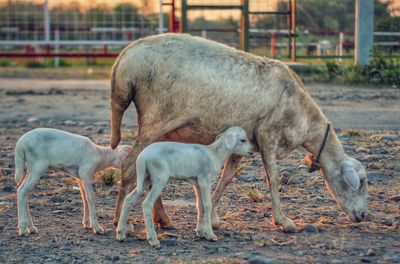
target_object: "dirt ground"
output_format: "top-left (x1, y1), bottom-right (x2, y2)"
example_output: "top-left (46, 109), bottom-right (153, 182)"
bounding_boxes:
top-left (0, 69), bottom-right (399, 263)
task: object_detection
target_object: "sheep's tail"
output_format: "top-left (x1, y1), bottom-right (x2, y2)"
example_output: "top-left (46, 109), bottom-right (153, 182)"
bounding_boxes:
top-left (14, 142), bottom-right (26, 186)
top-left (135, 157), bottom-right (147, 194)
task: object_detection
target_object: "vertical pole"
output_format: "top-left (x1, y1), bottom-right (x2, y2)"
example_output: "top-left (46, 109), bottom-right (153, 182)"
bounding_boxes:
top-left (287, 0), bottom-right (292, 60)
top-left (170, 0), bottom-right (175, 32)
top-left (44, 0), bottom-right (50, 43)
top-left (355, 0), bottom-right (374, 65)
top-left (159, 0), bottom-right (164, 34)
top-left (339, 32), bottom-right (344, 61)
top-left (291, 0), bottom-right (296, 62)
top-left (55, 29), bottom-right (60, 67)
top-left (241, 0), bottom-right (249, 51)
top-left (181, 0), bottom-right (187, 32)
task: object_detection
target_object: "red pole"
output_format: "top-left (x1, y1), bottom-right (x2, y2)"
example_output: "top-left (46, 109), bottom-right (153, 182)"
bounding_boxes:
top-left (169, 0), bottom-right (175, 32)
top-left (271, 32), bottom-right (276, 58)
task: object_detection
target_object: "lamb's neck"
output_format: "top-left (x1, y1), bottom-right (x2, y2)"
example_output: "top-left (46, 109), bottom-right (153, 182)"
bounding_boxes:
top-left (207, 139), bottom-right (233, 169)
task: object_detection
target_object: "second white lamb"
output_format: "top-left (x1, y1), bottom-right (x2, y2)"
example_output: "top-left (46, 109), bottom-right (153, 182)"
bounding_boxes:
top-left (116, 126), bottom-right (253, 247)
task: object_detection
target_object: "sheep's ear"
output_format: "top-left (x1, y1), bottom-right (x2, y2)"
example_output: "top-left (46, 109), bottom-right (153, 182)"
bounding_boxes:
top-left (342, 161), bottom-right (360, 190)
top-left (224, 132), bottom-right (237, 149)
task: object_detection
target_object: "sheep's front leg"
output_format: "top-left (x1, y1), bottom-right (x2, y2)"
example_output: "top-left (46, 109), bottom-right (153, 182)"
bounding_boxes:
top-left (193, 185), bottom-right (204, 234)
top-left (17, 171), bottom-right (41, 236)
top-left (80, 172), bottom-right (104, 234)
top-left (77, 179), bottom-right (90, 229)
top-left (261, 149), bottom-right (296, 232)
top-left (211, 155), bottom-right (242, 229)
top-left (116, 188), bottom-right (143, 241)
top-left (198, 177), bottom-right (218, 241)
top-left (142, 181), bottom-right (166, 248)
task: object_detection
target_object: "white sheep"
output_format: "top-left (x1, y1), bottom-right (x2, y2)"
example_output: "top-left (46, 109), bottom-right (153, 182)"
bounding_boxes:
top-left (116, 126), bottom-right (253, 247)
top-left (14, 128), bottom-right (131, 236)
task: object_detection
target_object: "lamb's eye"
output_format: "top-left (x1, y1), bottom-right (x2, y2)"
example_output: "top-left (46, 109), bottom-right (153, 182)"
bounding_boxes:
top-left (240, 139), bottom-right (246, 143)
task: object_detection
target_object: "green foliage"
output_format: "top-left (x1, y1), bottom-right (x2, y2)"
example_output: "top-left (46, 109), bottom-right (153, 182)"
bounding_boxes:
top-left (0, 59), bottom-right (11, 67)
top-left (25, 61), bottom-right (46, 68)
top-left (322, 50), bottom-right (400, 86)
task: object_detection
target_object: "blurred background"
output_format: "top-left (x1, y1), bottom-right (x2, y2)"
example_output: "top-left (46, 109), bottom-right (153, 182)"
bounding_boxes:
top-left (0, 0), bottom-right (398, 70)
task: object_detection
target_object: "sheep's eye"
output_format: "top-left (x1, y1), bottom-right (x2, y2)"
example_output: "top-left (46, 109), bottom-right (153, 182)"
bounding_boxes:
top-left (240, 139), bottom-right (246, 143)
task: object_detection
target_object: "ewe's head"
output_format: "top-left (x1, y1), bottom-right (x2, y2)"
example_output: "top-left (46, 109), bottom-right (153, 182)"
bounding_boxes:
top-left (322, 156), bottom-right (368, 222)
top-left (222, 127), bottom-right (254, 157)
top-left (115, 145), bottom-right (132, 167)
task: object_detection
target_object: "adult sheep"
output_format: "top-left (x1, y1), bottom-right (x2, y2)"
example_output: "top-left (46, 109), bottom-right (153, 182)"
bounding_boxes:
top-left (110, 33), bottom-right (368, 232)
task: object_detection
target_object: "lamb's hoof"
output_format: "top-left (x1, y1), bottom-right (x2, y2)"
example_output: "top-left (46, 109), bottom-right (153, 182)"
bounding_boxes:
top-left (116, 230), bottom-right (126, 241)
top-left (204, 232), bottom-right (218, 241)
top-left (93, 226), bottom-right (105, 235)
top-left (126, 223), bottom-right (135, 235)
top-left (148, 238), bottom-right (160, 248)
top-left (18, 228), bottom-right (29, 237)
top-left (211, 219), bottom-right (220, 230)
top-left (28, 225), bottom-right (38, 234)
top-left (82, 221), bottom-right (91, 229)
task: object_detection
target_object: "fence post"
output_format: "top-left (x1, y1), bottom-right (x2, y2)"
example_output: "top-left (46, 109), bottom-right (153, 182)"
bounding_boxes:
top-left (181, 0), bottom-right (187, 32)
top-left (241, 0), bottom-right (249, 52)
top-left (355, 0), bottom-right (374, 65)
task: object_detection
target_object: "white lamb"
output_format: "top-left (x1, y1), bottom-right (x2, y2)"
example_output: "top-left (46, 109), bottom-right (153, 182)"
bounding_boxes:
top-left (116, 126), bottom-right (253, 247)
top-left (14, 128), bottom-right (132, 236)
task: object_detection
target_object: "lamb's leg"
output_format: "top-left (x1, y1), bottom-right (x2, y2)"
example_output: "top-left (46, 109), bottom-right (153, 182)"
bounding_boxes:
top-left (114, 137), bottom-right (172, 230)
top-left (261, 148), bottom-right (296, 232)
top-left (25, 200), bottom-right (37, 234)
top-left (193, 185), bottom-right (204, 233)
top-left (116, 188), bottom-right (144, 241)
top-left (80, 174), bottom-right (104, 234)
top-left (17, 171), bottom-right (41, 236)
top-left (211, 155), bottom-right (242, 229)
top-left (198, 177), bottom-right (217, 241)
top-left (77, 179), bottom-right (90, 229)
top-left (142, 182), bottom-right (166, 248)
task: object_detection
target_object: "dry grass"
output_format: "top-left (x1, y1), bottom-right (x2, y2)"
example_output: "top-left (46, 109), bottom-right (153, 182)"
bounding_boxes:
top-left (238, 184), bottom-right (264, 203)
top-left (342, 129), bottom-right (362, 137)
top-left (96, 169), bottom-right (121, 185)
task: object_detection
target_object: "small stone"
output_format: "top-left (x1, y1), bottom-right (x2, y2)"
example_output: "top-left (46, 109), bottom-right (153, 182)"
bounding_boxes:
top-left (248, 255), bottom-right (275, 264)
top-left (303, 224), bottom-right (319, 233)
top-left (360, 258), bottom-right (372, 263)
top-left (96, 128), bottom-right (104, 134)
top-left (365, 249), bottom-right (375, 256)
top-left (64, 120), bottom-right (78, 126)
top-left (84, 126), bottom-right (93, 131)
top-left (381, 220), bottom-right (393, 226)
top-left (27, 117), bottom-right (39, 123)
top-left (163, 238), bottom-right (177, 247)
top-left (7, 153), bottom-right (14, 159)
top-left (50, 196), bottom-right (65, 203)
top-left (3, 185), bottom-right (15, 192)
top-left (105, 255), bottom-right (120, 261)
top-left (389, 194), bottom-right (400, 202)
top-left (287, 176), bottom-right (300, 185)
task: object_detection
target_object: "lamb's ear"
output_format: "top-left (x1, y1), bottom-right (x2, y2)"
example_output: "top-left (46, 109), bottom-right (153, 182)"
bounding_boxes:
top-left (342, 161), bottom-right (360, 190)
top-left (224, 132), bottom-right (237, 149)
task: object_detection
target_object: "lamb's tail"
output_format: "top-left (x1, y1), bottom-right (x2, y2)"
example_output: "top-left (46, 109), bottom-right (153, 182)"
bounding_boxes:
top-left (135, 158), bottom-right (147, 194)
top-left (14, 142), bottom-right (26, 186)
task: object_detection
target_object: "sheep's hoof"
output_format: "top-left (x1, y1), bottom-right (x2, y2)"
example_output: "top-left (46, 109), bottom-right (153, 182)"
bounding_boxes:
top-left (116, 230), bottom-right (126, 241)
top-left (148, 238), bottom-right (160, 248)
top-left (154, 212), bottom-right (173, 229)
top-left (93, 226), bottom-right (105, 235)
top-left (28, 225), bottom-right (38, 234)
top-left (278, 218), bottom-right (297, 233)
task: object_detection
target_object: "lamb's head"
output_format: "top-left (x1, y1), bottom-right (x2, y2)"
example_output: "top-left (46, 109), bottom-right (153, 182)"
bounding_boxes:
top-left (322, 156), bottom-right (368, 222)
top-left (114, 145), bottom-right (132, 167)
top-left (222, 127), bottom-right (254, 157)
